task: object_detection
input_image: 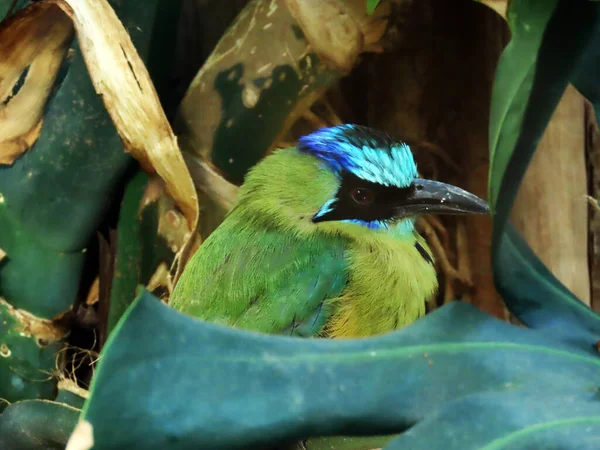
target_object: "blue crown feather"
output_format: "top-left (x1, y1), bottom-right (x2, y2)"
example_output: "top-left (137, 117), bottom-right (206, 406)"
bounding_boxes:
top-left (297, 124), bottom-right (418, 188)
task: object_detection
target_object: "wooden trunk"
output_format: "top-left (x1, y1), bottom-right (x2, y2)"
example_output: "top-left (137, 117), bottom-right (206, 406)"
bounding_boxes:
top-left (511, 85), bottom-right (590, 305)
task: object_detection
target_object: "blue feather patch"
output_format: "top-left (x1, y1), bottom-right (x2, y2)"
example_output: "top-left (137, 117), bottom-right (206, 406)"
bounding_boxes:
top-left (314, 198), bottom-right (338, 220)
top-left (342, 219), bottom-right (390, 230)
top-left (298, 124), bottom-right (418, 188)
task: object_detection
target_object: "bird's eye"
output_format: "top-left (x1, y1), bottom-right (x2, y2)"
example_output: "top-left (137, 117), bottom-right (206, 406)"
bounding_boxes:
top-left (350, 188), bottom-right (374, 206)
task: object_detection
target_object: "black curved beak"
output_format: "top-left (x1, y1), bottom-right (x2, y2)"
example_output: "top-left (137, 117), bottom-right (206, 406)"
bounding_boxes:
top-left (394, 179), bottom-right (490, 218)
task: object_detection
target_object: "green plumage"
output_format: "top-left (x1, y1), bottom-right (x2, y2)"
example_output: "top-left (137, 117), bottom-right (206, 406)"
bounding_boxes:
top-left (171, 209), bottom-right (348, 336)
top-left (171, 146), bottom-right (438, 338)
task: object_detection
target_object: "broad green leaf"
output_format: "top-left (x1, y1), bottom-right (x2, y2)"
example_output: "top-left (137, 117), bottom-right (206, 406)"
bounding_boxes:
top-left (488, 0), bottom-right (600, 335)
top-left (0, 400), bottom-right (79, 449)
top-left (0, 2), bottom-right (79, 317)
top-left (79, 291), bottom-right (600, 450)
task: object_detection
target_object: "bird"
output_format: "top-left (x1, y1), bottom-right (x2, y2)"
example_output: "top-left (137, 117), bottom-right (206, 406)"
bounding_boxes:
top-left (170, 124), bottom-right (489, 338)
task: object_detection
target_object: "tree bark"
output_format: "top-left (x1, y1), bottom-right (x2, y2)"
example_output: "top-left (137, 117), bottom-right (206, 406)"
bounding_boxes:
top-left (586, 101), bottom-right (599, 311)
top-left (511, 85), bottom-right (590, 305)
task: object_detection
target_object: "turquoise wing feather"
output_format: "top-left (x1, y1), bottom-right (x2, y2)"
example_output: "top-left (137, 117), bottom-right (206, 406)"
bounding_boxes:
top-left (170, 213), bottom-right (348, 337)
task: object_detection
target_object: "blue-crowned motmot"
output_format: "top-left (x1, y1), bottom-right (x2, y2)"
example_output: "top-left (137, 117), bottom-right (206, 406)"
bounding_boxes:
top-left (171, 124), bottom-right (489, 337)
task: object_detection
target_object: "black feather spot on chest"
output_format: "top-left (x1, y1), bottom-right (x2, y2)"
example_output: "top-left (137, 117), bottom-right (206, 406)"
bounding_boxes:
top-left (415, 241), bottom-right (433, 265)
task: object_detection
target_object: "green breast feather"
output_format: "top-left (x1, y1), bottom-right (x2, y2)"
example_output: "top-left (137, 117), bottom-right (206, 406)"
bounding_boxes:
top-left (170, 211), bottom-right (348, 337)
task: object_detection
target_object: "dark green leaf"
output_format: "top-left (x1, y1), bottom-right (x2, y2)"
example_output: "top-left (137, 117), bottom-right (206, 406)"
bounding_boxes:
top-left (488, 0), bottom-right (600, 334)
top-left (194, 56), bottom-right (336, 185)
top-left (0, 0), bottom-right (181, 318)
top-left (175, 2), bottom-right (341, 185)
top-left (385, 392), bottom-right (600, 450)
top-left (55, 386), bottom-right (86, 410)
top-left (0, 0), bottom-right (29, 19)
top-left (0, 300), bottom-right (62, 409)
top-left (81, 291), bottom-right (600, 450)
top-left (494, 225), bottom-right (600, 341)
top-left (0, 400), bottom-right (79, 450)
top-left (107, 170), bottom-right (148, 335)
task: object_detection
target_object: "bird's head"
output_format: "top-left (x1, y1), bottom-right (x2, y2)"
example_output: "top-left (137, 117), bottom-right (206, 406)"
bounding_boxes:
top-left (297, 124), bottom-right (489, 234)
top-left (239, 124), bottom-right (489, 237)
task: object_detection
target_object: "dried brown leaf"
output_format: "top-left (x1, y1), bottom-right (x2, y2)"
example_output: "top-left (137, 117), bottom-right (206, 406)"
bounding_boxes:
top-left (477, 0), bottom-right (507, 20)
top-left (0, 296), bottom-right (67, 341)
top-left (66, 420), bottom-right (94, 450)
top-left (141, 176), bottom-right (197, 286)
top-left (147, 262), bottom-right (172, 296)
top-left (0, 119), bottom-right (43, 164)
top-left (85, 277), bottom-right (100, 306)
top-left (0, 3), bottom-right (73, 165)
top-left (182, 154), bottom-right (240, 212)
top-left (49, 0), bottom-right (199, 231)
top-left (286, 0), bottom-right (390, 72)
top-left (57, 378), bottom-right (89, 400)
top-left (587, 195), bottom-right (600, 212)
top-left (176, 0), bottom-right (394, 206)
top-left (142, 177), bottom-right (192, 256)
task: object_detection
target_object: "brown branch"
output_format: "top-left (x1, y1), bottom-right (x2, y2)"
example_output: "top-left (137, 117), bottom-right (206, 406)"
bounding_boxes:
top-left (417, 217), bottom-right (464, 282)
top-left (587, 194), bottom-right (600, 211)
top-left (456, 220), bottom-right (473, 301)
top-left (443, 269), bottom-right (455, 305)
top-left (276, 140), bottom-right (297, 149)
top-left (302, 109), bottom-right (329, 130)
top-left (424, 215), bottom-right (449, 246)
top-left (320, 97), bottom-right (344, 126)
